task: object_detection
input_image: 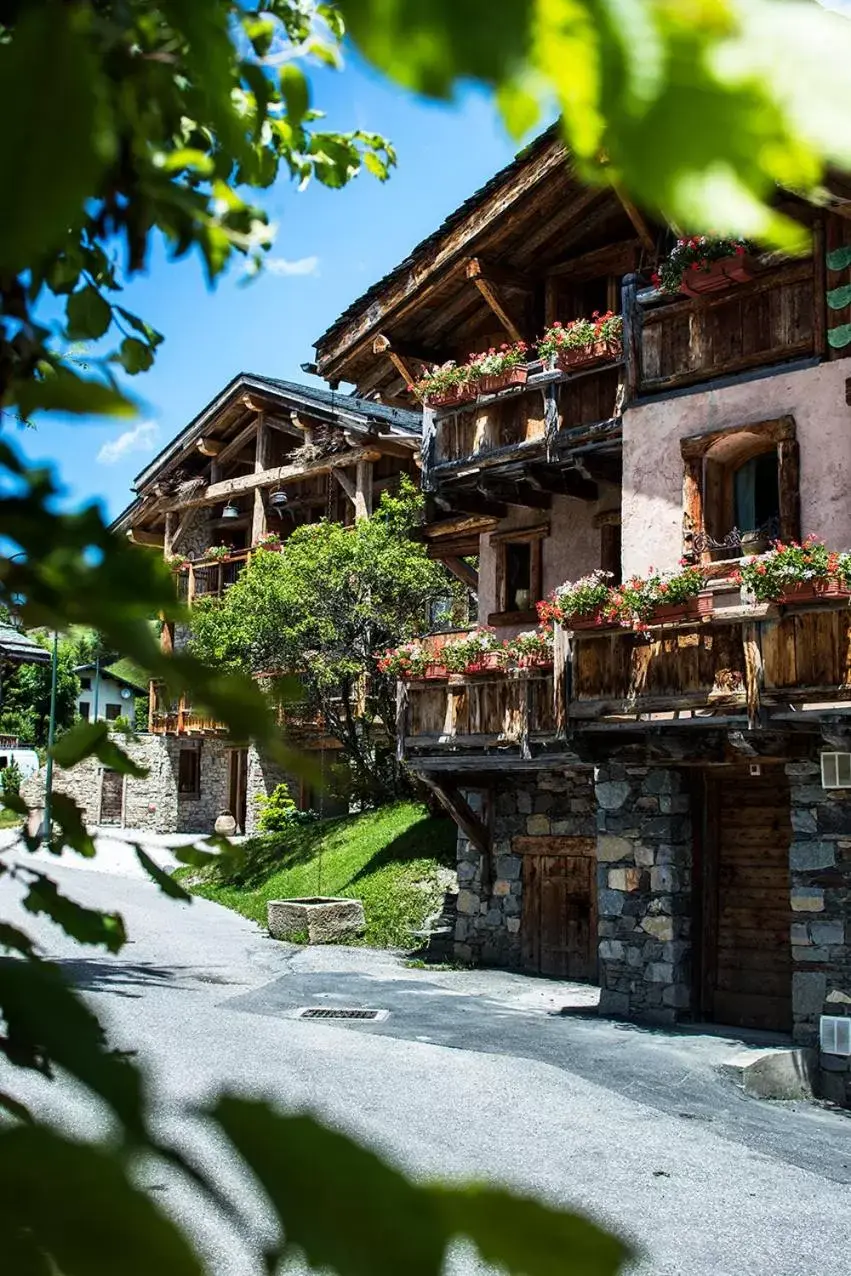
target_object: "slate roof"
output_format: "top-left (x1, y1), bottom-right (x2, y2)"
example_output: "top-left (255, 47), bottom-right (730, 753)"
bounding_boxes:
top-left (0, 624), bottom-right (51, 665)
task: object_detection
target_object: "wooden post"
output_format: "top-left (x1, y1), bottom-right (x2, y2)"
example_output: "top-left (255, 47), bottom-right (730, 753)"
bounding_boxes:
top-left (148, 680), bottom-right (157, 733)
top-left (621, 273), bottom-right (641, 405)
top-left (778, 438), bottom-right (801, 543)
top-left (743, 622), bottom-right (764, 732)
top-left (163, 511), bottom-right (175, 561)
top-left (177, 695), bottom-right (186, 735)
top-left (354, 459), bottom-right (372, 521)
top-left (187, 562), bottom-right (196, 606)
top-left (682, 458), bottom-right (703, 563)
top-left (396, 679), bottom-right (408, 762)
top-left (251, 412), bottom-right (268, 545)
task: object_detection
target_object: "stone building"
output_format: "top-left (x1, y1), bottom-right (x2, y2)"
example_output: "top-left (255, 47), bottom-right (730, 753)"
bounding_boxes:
top-left (314, 126), bottom-right (851, 1104)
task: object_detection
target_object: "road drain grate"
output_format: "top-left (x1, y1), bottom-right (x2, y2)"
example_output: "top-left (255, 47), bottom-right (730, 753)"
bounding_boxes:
top-left (297, 1007), bottom-right (386, 1021)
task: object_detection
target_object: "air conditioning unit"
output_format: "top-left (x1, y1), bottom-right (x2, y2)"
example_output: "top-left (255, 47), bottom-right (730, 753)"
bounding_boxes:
top-left (820, 752), bottom-right (851, 790)
top-left (820, 1015), bottom-right (851, 1057)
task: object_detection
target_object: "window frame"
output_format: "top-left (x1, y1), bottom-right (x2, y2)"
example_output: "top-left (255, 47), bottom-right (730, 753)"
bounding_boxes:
top-left (488, 521), bottom-right (549, 625)
top-left (177, 746), bottom-right (201, 800)
top-left (681, 415), bottom-right (800, 567)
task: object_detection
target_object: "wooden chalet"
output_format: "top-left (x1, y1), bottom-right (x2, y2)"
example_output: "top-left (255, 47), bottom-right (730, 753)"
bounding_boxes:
top-left (110, 373), bottom-right (421, 833)
top-left (315, 128), bottom-right (851, 1096)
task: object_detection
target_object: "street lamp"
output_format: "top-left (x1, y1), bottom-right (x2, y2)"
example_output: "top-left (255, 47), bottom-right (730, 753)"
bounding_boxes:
top-left (42, 629), bottom-right (59, 845)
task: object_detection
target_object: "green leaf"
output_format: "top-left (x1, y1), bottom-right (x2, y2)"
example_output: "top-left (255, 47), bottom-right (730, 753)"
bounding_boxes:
top-left (2, 791), bottom-right (29, 816)
top-left (0, 923), bottom-right (37, 958)
top-left (363, 151), bottom-right (390, 181)
top-left (50, 793), bottom-right (97, 858)
top-left (280, 64), bottom-right (310, 125)
top-left (14, 370), bottom-right (136, 419)
top-left (433, 1184), bottom-right (630, 1276)
top-left (827, 245), bottom-right (851, 272)
top-left (0, 960), bottom-right (143, 1130)
top-left (116, 308), bottom-right (165, 348)
top-left (828, 323), bottom-right (851, 349)
top-left (66, 285), bottom-right (112, 341)
top-left (244, 16), bottom-right (276, 57)
top-left (0, 1125), bottom-right (203, 1276)
top-left (0, 3), bottom-right (111, 271)
top-left (496, 76), bottom-right (543, 140)
top-left (155, 147), bottom-right (216, 177)
top-left (52, 721), bottom-right (148, 778)
top-left (115, 337), bottom-right (155, 375)
top-left (21, 872), bottom-right (126, 953)
top-left (211, 1097), bottom-right (447, 1276)
top-left (826, 284), bottom-right (851, 311)
top-left (46, 252), bottom-right (83, 296)
top-left (135, 847), bottom-right (191, 901)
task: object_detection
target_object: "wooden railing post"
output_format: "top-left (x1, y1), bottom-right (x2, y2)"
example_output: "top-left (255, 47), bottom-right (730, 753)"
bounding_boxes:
top-left (395, 679), bottom-right (407, 762)
top-left (148, 680), bottom-right (156, 733)
top-left (187, 563), bottom-right (196, 606)
top-left (177, 696), bottom-right (186, 735)
top-left (621, 272), bottom-right (641, 405)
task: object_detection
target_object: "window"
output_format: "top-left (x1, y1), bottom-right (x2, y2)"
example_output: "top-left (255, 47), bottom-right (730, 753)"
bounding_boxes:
top-left (596, 512), bottom-right (623, 585)
top-left (80, 677), bottom-right (92, 691)
top-left (105, 704), bottom-right (122, 721)
top-left (178, 748), bottom-right (201, 799)
top-left (682, 416), bottom-right (799, 564)
top-left (489, 522), bottom-right (548, 624)
top-left (79, 703), bottom-right (90, 722)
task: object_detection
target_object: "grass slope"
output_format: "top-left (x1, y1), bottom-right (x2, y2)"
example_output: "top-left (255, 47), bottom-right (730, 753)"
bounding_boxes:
top-left (184, 802), bottom-right (456, 949)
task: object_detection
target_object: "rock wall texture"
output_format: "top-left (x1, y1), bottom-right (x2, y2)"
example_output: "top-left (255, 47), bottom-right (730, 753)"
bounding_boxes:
top-left (785, 758), bottom-right (851, 1106)
top-left (594, 764), bottom-right (693, 1024)
top-left (454, 769), bottom-right (596, 966)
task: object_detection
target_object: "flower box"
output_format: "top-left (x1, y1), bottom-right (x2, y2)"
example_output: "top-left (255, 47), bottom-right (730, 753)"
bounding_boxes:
top-left (475, 367), bottom-right (528, 396)
top-left (426, 386), bottom-right (476, 409)
top-left (464, 651), bottom-right (505, 675)
top-left (424, 662), bottom-right (449, 679)
top-left (563, 610), bottom-right (610, 630)
top-left (556, 338), bottom-right (622, 372)
top-left (679, 254), bottom-right (758, 298)
top-left (647, 593), bottom-right (714, 624)
top-left (779, 580), bottom-right (851, 605)
top-left (517, 656), bottom-right (554, 670)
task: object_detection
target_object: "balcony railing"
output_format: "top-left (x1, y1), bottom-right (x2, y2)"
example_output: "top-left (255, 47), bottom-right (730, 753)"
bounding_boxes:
top-left (399, 596), bottom-right (851, 763)
top-left (148, 684), bottom-right (228, 735)
top-left (175, 549), bottom-right (251, 604)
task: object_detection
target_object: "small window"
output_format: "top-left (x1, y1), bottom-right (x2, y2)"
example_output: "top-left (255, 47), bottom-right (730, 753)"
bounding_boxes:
top-left (600, 521), bottom-right (622, 585)
top-left (105, 704), bottom-right (121, 721)
top-left (80, 677), bottom-right (91, 691)
top-left (178, 748), bottom-right (201, 799)
top-left (505, 543), bottom-right (532, 613)
top-left (489, 525), bottom-right (547, 624)
top-left (79, 703), bottom-right (90, 722)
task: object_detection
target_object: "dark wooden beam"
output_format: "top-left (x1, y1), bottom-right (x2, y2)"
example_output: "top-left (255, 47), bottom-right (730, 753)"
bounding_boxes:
top-left (373, 333), bottom-right (448, 366)
top-left (527, 467), bottom-right (599, 502)
top-left (464, 259), bottom-right (526, 343)
top-left (443, 556), bottom-right (479, 593)
top-left (419, 776), bottom-right (490, 855)
top-left (479, 483), bottom-right (552, 511)
top-left (435, 492), bottom-right (508, 520)
top-left (465, 257), bottom-right (533, 292)
top-left (548, 238), bottom-right (641, 280)
top-left (609, 180), bottom-right (657, 254)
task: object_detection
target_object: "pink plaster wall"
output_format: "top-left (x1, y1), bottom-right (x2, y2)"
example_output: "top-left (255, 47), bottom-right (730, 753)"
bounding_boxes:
top-left (478, 484), bottom-right (620, 636)
top-left (621, 359), bottom-right (851, 579)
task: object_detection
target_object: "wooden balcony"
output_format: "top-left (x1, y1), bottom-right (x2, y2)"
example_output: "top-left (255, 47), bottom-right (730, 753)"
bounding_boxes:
top-left (399, 598), bottom-right (851, 770)
top-left (632, 259), bottom-right (818, 398)
top-left (148, 683), bottom-right (228, 736)
top-left (175, 549), bottom-right (251, 604)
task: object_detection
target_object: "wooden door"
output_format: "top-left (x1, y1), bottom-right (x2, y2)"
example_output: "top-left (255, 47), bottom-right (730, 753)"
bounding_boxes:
top-left (99, 769), bottom-right (124, 826)
top-left (701, 769), bottom-right (792, 1031)
top-left (517, 836), bottom-right (597, 981)
top-left (228, 749), bottom-right (248, 834)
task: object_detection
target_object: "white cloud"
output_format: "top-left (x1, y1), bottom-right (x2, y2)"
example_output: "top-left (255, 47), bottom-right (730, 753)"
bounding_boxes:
top-left (97, 420), bottom-right (160, 466)
top-left (264, 255), bottom-right (320, 277)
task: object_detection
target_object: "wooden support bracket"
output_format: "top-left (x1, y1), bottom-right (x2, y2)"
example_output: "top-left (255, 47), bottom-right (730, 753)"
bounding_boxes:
top-left (465, 259), bottom-right (526, 343)
top-left (197, 437), bottom-right (223, 457)
top-left (443, 556), bottom-right (479, 593)
top-left (419, 775), bottom-right (490, 857)
top-left (333, 468), bottom-right (356, 506)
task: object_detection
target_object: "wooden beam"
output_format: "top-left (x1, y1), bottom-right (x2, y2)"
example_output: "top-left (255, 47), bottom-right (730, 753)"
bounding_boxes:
top-left (466, 265), bottom-right (525, 343)
top-left (170, 510), bottom-right (194, 552)
top-left (371, 334), bottom-right (419, 389)
top-left (196, 437), bottom-right (223, 457)
top-left (215, 417), bottom-right (259, 469)
top-left (341, 433), bottom-right (419, 463)
top-left (251, 413), bottom-right (269, 545)
top-left (443, 556), bottom-right (479, 593)
top-left (422, 513), bottom-right (498, 540)
top-left (163, 511), bottom-right (175, 560)
top-left (426, 537), bottom-right (480, 559)
top-left (480, 483), bottom-right (552, 511)
top-left (548, 238), bottom-right (641, 279)
top-left (527, 467), bottom-right (599, 502)
top-left (373, 333), bottom-right (447, 367)
top-left (465, 257), bottom-right (532, 292)
top-left (609, 180), bottom-right (656, 254)
top-left (333, 468), bottom-right (356, 506)
top-left (166, 447), bottom-right (383, 509)
top-left (435, 492), bottom-right (508, 520)
top-left (419, 775), bottom-right (490, 856)
top-left (126, 529), bottom-right (163, 548)
top-left (355, 459), bottom-right (372, 521)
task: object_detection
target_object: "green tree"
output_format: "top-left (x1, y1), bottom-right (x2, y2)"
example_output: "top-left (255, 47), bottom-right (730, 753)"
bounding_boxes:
top-left (190, 482), bottom-right (456, 801)
top-left (0, 637), bottom-right (80, 746)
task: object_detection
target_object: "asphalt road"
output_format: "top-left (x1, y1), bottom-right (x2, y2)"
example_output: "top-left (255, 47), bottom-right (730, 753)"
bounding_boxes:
top-left (2, 833), bottom-right (850, 1276)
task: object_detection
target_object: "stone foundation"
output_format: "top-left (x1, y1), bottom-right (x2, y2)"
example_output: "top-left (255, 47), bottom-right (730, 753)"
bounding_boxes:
top-left (594, 765), bottom-right (693, 1024)
top-left (454, 769), bottom-right (596, 967)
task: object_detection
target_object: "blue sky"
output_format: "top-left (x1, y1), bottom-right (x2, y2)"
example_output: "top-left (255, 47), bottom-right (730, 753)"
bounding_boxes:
top-left (14, 52), bottom-right (525, 524)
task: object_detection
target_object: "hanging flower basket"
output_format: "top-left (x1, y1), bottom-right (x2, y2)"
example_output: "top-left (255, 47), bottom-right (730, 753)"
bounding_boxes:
top-left (475, 367), bottom-right (529, 396)
top-left (556, 338), bottom-right (623, 372)
top-left (646, 593), bottom-right (714, 624)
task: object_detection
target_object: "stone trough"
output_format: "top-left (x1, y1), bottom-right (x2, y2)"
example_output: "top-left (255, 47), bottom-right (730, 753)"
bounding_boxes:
top-left (267, 897), bottom-right (365, 945)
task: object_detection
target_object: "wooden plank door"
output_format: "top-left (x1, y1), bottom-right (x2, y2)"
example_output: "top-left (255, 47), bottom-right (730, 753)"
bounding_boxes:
top-left (518, 836), bottom-right (597, 981)
top-left (702, 769), bottom-right (792, 1031)
top-left (99, 769), bottom-right (124, 826)
top-left (228, 748), bottom-right (248, 834)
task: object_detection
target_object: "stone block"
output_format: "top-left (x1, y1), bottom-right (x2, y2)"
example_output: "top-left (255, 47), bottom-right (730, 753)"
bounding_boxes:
top-left (641, 916), bottom-right (674, 942)
top-left (598, 989), bottom-right (630, 1016)
top-left (456, 890), bottom-right (479, 915)
top-left (596, 780), bottom-right (632, 811)
top-left (457, 862), bottom-right (478, 886)
top-left (791, 808), bottom-right (818, 835)
top-left (454, 943), bottom-right (473, 962)
top-left (642, 815), bottom-right (689, 842)
top-left (597, 834), bottom-right (634, 863)
top-left (516, 790), bottom-right (532, 814)
top-left (267, 897), bottom-right (365, 944)
top-left (826, 987), bottom-right (851, 1006)
top-left (551, 816), bottom-right (589, 837)
top-left (539, 772), bottom-right (571, 792)
top-left (534, 793), bottom-right (554, 814)
top-left (789, 785), bottom-right (828, 805)
top-left (810, 920), bottom-right (845, 946)
top-left (506, 917), bottom-right (521, 934)
top-left (793, 946), bottom-right (831, 963)
top-left (626, 946), bottom-right (645, 968)
top-left (598, 889), bottom-right (625, 917)
top-left (526, 813), bottom-right (551, 836)
top-left (817, 801), bottom-right (851, 836)
top-left (492, 879), bottom-right (511, 897)
top-left (662, 984), bottom-right (691, 1009)
top-left (495, 856), bottom-right (522, 881)
top-left (792, 970), bottom-right (827, 1017)
top-left (790, 923), bottom-right (811, 946)
top-left (635, 796), bottom-right (659, 812)
top-left (791, 887), bottom-right (825, 912)
top-left (785, 760), bottom-right (820, 780)
top-left (634, 845), bottom-right (655, 868)
top-left (608, 867), bottom-right (641, 892)
top-left (485, 908), bottom-right (502, 928)
top-left (502, 896), bottom-right (521, 916)
top-left (650, 866), bottom-right (684, 894)
top-left (659, 794), bottom-right (691, 815)
top-left (646, 962), bottom-right (674, 983)
top-left (599, 939), bottom-right (625, 961)
top-left (643, 770), bottom-right (679, 796)
top-left (790, 841), bottom-right (835, 871)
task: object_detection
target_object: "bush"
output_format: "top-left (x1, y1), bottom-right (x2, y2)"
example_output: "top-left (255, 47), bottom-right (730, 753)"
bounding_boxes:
top-left (1, 759), bottom-right (22, 801)
top-left (256, 782), bottom-right (318, 834)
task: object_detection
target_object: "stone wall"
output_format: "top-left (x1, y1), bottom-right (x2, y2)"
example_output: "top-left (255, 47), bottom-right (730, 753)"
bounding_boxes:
top-left (594, 764), bottom-right (693, 1024)
top-left (22, 733), bottom-right (232, 834)
top-left (244, 744), bottom-right (301, 836)
top-left (786, 758), bottom-right (851, 1106)
top-left (454, 769), bottom-right (596, 966)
